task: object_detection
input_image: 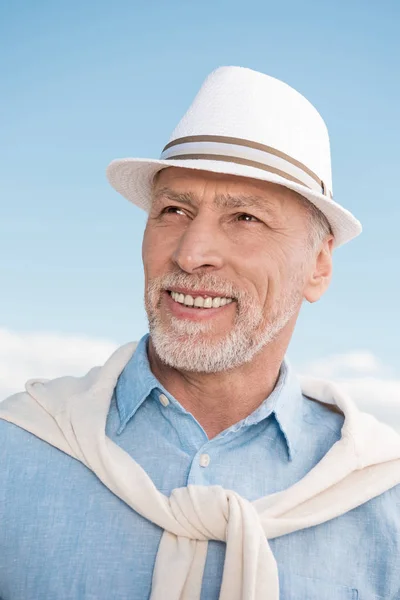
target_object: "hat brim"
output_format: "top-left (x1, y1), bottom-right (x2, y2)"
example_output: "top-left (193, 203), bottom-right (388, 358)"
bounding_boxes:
top-left (106, 157), bottom-right (362, 248)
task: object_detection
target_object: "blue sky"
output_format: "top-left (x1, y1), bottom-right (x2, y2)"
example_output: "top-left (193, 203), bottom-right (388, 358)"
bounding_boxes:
top-left (0, 0), bottom-right (399, 384)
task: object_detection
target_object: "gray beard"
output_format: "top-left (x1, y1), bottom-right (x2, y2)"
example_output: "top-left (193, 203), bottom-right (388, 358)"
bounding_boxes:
top-left (144, 272), bottom-right (303, 373)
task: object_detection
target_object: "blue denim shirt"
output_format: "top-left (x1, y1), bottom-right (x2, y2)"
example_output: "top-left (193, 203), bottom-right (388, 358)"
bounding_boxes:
top-left (1, 333), bottom-right (399, 600)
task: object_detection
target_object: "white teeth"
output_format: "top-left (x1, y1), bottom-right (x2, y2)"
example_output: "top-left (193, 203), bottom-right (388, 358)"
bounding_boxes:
top-left (169, 291), bottom-right (234, 309)
top-left (194, 296), bottom-right (204, 308)
top-left (184, 294), bottom-right (194, 306)
top-left (172, 292), bottom-right (181, 303)
top-left (212, 297), bottom-right (221, 308)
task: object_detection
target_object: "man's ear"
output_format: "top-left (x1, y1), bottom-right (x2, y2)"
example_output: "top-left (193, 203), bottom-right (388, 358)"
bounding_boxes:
top-left (303, 236), bottom-right (334, 303)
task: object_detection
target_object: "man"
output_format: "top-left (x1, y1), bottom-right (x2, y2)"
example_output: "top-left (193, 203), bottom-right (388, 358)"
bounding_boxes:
top-left (1, 67), bottom-right (399, 600)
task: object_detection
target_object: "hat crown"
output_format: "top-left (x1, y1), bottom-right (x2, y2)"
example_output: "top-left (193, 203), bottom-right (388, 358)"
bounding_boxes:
top-left (167, 66), bottom-right (333, 193)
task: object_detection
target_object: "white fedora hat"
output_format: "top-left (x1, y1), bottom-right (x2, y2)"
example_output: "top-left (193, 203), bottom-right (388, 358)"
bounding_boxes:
top-left (107, 66), bottom-right (362, 248)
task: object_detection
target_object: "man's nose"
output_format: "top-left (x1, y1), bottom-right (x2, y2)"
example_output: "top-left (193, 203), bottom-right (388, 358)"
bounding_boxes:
top-left (172, 215), bottom-right (225, 274)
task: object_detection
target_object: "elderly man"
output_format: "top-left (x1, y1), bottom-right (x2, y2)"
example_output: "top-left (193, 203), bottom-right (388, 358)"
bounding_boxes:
top-left (1, 67), bottom-right (400, 600)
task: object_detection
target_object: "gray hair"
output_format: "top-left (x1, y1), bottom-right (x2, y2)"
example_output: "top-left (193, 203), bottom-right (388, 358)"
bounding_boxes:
top-left (296, 195), bottom-right (333, 253)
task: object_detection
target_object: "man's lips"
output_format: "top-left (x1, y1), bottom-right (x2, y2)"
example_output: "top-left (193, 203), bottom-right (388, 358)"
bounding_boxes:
top-left (163, 290), bottom-right (235, 321)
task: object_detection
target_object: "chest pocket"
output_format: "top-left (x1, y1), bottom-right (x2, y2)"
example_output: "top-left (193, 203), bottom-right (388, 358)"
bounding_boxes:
top-left (279, 570), bottom-right (358, 600)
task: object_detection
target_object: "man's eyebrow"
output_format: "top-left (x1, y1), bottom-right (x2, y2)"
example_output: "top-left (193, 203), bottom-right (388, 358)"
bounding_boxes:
top-left (152, 187), bottom-right (197, 207)
top-left (213, 193), bottom-right (275, 212)
top-left (152, 187), bottom-right (276, 214)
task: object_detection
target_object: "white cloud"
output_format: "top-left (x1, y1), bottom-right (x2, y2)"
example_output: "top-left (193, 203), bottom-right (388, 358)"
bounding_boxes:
top-left (301, 351), bottom-right (390, 379)
top-left (299, 352), bottom-right (400, 431)
top-left (0, 327), bottom-right (119, 401)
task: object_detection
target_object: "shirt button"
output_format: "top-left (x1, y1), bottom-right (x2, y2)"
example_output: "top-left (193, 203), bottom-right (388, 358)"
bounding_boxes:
top-left (159, 393), bottom-right (169, 407)
top-left (199, 453), bottom-right (210, 468)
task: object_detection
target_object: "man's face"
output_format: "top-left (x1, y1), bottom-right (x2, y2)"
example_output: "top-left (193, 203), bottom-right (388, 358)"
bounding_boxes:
top-left (142, 167), bottom-right (322, 373)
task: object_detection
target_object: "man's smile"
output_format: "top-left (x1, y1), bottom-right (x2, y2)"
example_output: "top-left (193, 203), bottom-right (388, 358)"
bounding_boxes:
top-left (164, 289), bottom-right (236, 321)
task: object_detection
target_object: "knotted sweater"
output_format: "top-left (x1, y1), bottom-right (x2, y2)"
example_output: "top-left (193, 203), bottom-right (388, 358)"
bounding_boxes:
top-left (1, 342), bottom-right (400, 600)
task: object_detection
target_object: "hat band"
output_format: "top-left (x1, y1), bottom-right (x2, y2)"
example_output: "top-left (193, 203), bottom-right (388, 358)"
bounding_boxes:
top-left (160, 135), bottom-right (332, 198)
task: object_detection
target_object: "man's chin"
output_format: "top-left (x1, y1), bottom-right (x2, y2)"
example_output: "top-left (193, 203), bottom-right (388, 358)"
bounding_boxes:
top-left (154, 326), bottom-right (227, 346)
top-left (150, 337), bottom-right (231, 374)
top-left (161, 313), bottom-right (223, 336)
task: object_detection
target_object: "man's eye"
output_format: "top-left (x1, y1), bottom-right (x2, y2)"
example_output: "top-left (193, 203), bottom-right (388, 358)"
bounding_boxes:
top-left (236, 213), bottom-right (260, 223)
top-left (161, 206), bottom-right (187, 217)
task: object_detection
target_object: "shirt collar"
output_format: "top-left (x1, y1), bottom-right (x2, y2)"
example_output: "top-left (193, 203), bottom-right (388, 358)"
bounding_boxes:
top-left (271, 359), bottom-right (304, 460)
top-left (115, 333), bottom-right (304, 459)
top-left (115, 334), bottom-right (160, 435)
top-left (223, 358), bottom-right (303, 460)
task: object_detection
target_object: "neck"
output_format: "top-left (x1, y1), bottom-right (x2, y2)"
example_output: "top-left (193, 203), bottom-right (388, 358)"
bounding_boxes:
top-left (147, 328), bottom-right (293, 439)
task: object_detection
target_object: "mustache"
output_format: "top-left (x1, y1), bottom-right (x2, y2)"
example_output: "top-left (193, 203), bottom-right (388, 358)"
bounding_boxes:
top-left (147, 271), bottom-right (244, 300)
